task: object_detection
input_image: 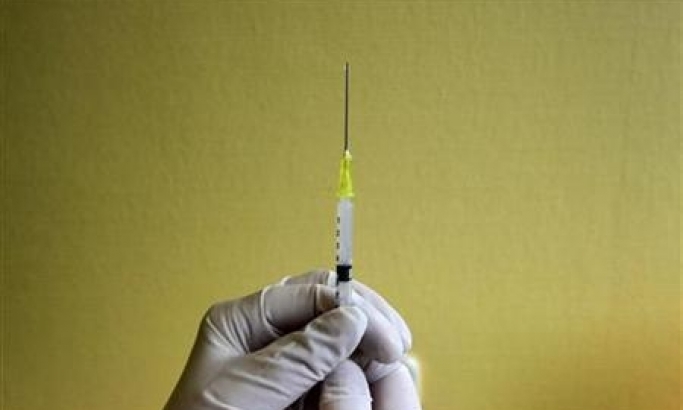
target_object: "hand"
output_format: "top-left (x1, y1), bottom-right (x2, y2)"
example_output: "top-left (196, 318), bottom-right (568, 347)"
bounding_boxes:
top-left (164, 269), bottom-right (422, 410)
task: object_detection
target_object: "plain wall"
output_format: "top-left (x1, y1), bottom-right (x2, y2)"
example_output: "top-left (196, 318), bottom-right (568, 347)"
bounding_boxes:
top-left (3, 1), bottom-right (680, 409)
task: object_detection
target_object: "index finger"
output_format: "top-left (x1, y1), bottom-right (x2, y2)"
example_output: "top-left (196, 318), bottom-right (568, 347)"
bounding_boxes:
top-left (205, 283), bottom-right (337, 355)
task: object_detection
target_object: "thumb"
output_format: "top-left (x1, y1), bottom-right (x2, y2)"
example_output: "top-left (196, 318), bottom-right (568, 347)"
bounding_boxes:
top-left (320, 360), bottom-right (372, 410)
top-left (204, 306), bottom-right (367, 410)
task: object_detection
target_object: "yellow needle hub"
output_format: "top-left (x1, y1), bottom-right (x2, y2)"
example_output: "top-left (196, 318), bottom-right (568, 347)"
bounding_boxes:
top-left (337, 150), bottom-right (354, 198)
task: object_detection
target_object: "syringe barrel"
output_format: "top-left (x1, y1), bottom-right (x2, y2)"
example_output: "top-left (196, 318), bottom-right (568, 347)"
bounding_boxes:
top-left (336, 198), bottom-right (353, 306)
top-left (336, 280), bottom-right (353, 306)
top-left (336, 198), bottom-right (353, 266)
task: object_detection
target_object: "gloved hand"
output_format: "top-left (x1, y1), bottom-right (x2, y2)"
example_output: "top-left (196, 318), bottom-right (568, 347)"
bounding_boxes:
top-left (164, 269), bottom-right (421, 410)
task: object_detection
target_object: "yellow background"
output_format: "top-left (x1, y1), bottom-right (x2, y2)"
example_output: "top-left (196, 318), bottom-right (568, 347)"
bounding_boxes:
top-left (2, 2), bottom-right (679, 409)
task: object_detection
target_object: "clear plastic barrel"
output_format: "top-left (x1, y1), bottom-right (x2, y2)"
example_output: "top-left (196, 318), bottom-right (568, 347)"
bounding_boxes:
top-left (336, 198), bottom-right (353, 265)
top-left (336, 198), bottom-right (353, 306)
top-left (336, 280), bottom-right (353, 306)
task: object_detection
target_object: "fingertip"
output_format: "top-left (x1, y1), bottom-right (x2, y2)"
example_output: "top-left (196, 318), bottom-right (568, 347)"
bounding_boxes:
top-left (367, 336), bottom-right (404, 364)
top-left (326, 270), bottom-right (337, 286)
top-left (353, 281), bottom-right (413, 353)
top-left (353, 299), bottom-right (404, 363)
top-left (361, 361), bottom-right (403, 384)
top-left (316, 285), bottom-right (337, 313)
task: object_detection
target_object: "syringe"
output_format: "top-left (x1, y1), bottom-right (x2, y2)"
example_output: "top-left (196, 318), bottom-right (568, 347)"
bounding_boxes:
top-left (336, 62), bottom-right (354, 306)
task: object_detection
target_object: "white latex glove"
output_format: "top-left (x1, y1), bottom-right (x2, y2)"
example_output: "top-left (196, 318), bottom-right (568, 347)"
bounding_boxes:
top-left (164, 269), bottom-right (422, 410)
